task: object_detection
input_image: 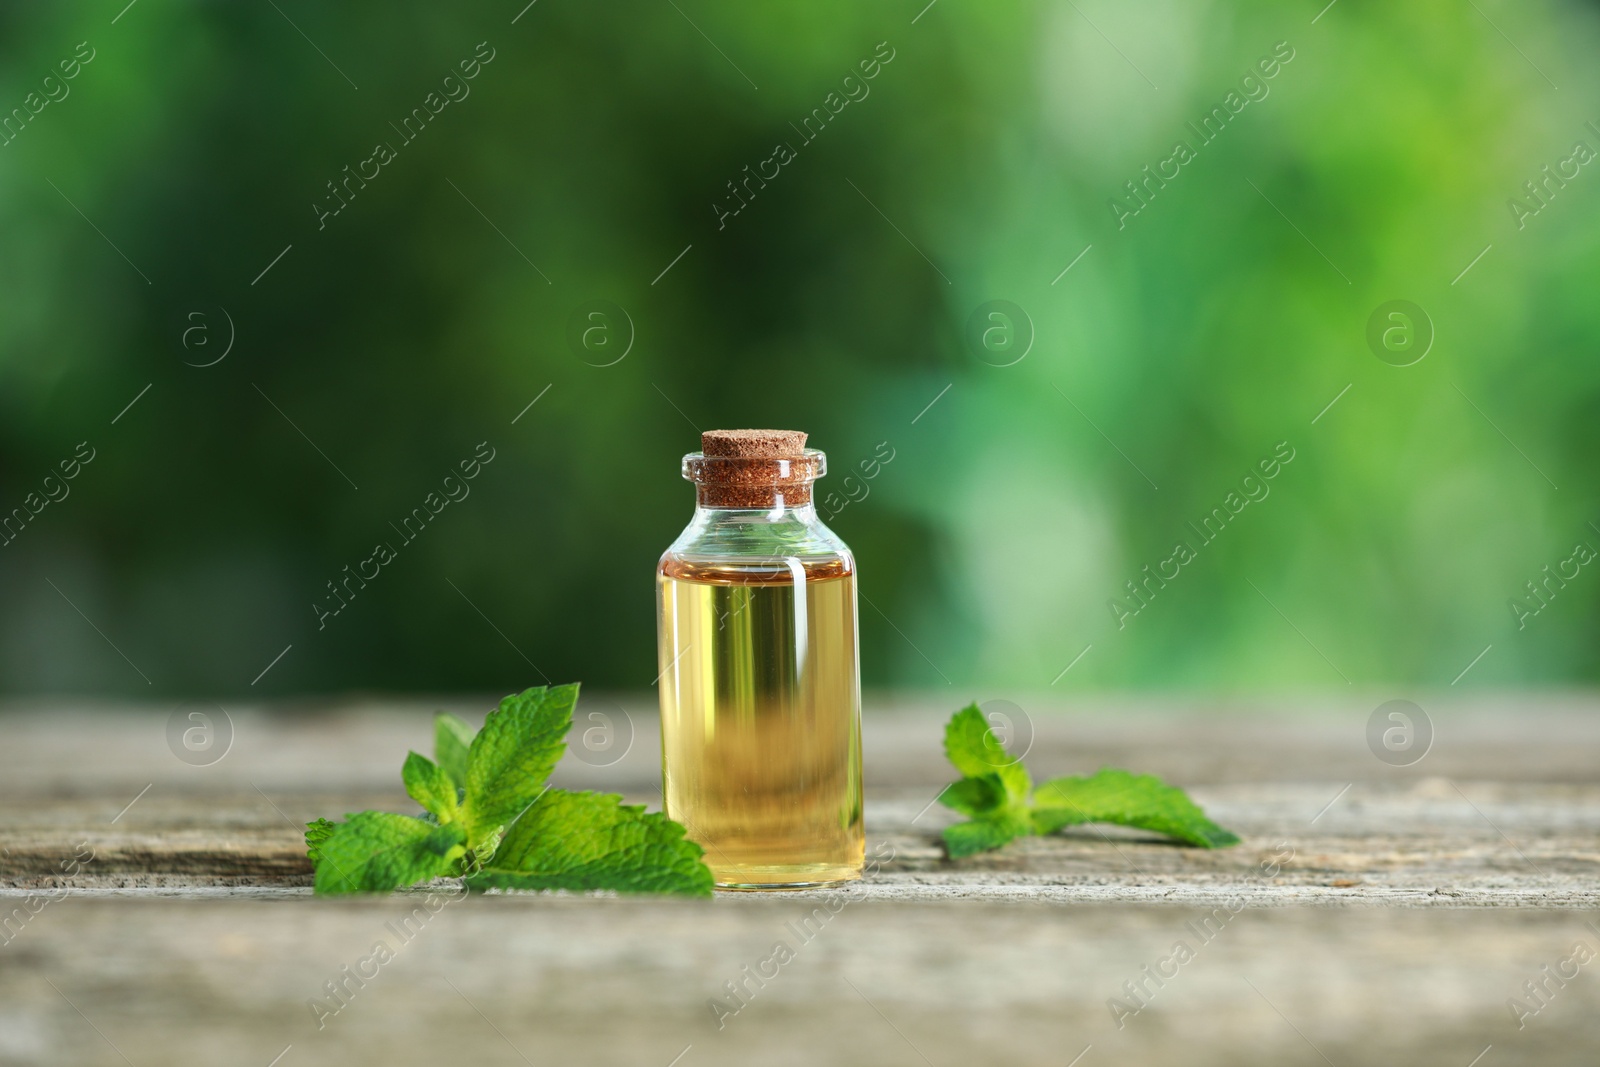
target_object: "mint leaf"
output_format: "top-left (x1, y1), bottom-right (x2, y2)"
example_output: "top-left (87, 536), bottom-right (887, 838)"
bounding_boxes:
top-left (469, 789), bottom-right (713, 898)
top-left (305, 817), bottom-right (337, 866)
top-left (938, 710), bottom-right (1032, 857)
top-left (403, 751), bottom-right (459, 823)
top-left (943, 811), bottom-right (1031, 859)
top-left (459, 685), bottom-right (577, 850)
top-left (313, 812), bottom-right (467, 894)
top-left (939, 707), bottom-right (1032, 851)
top-left (939, 773), bottom-right (1009, 818)
top-left (944, 703), bottom-right (1030, 802)
top-left (935, 705), bottom-right (1239, 857)
top-left (1032, 769), bottom-right (1240, 848)
top-left (434, 713), bottom-right (476, 790)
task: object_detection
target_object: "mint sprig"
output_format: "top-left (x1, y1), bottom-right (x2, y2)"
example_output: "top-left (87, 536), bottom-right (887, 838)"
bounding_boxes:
top-left (937, 703), bottom-right (1239, 857)
top-left (306, 685), bottom-right (713, 897)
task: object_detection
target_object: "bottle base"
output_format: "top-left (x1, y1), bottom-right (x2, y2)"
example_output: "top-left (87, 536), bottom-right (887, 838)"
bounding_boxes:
top-left (711, 864), bottom-right (862, 892)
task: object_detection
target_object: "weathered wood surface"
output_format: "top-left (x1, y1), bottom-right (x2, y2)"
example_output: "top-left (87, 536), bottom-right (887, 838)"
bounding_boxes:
top-left (2, 694), bottom-right (1598, 1065)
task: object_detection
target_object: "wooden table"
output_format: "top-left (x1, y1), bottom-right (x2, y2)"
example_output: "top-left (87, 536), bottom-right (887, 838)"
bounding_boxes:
top-left (3, 693), bottom-right (1598, 1066)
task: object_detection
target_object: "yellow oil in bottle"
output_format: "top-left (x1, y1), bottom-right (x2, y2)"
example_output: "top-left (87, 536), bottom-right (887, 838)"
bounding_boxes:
top-left (657, 557), bottom-right (864, 888)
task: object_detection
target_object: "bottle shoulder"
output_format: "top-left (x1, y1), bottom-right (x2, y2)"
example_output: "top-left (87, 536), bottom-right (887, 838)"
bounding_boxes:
top-left (660, 507), bottom-right (854, 582)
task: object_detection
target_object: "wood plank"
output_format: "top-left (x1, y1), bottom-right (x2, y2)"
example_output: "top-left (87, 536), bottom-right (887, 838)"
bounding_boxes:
top-left (3, 697), bottom-right (1597, 904)
top-left (3, 895), bottom-right (1598, 1066)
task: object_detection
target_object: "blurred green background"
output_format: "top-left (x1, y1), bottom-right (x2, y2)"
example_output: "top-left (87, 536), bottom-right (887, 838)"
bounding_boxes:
top-left (1, 0), bottom-right (1596, 698)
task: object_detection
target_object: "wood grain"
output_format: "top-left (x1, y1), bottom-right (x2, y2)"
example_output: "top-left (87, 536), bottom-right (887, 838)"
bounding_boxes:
top-left (1, 694), bottom-right (1596, 1066)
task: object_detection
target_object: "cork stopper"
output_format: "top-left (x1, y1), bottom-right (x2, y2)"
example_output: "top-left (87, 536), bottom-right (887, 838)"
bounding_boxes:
top-left (684, 429), bottom-right (824, 508)
top-left (701, 429), bottom-right (808, 458)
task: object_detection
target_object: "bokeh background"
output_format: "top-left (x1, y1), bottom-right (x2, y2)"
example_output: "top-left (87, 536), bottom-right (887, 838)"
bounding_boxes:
top-left (1, 0), bottom-right (1596, 699)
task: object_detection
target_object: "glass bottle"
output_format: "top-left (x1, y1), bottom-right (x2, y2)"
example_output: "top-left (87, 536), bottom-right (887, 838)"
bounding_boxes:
top-left (656, 429), bottom-right (864, 889)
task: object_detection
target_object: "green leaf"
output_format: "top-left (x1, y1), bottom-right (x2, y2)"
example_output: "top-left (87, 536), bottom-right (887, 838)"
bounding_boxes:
top-left (943, 811), bottom-right (1031, 859)
top-left (1031, 769), bottom-right (1240, 848)
top-left (459, 685), bottom-right (578, 849)
top-left (402, 751), bottom-right (459, 822)
top-left (933, 705), bottom-right (1240, 858)
top-left (468, 789), bottom-right (713, 898)
top-left (313, 811), bottom-right (467, 894)
top-left (434, 713), bottom-right (476, 790)
top-left (939, 705), bottom-right (1034, 859)
top-left (305, 817), bottom-right (337, 867)
top-left (943, 703), bottom-right (1030, 802)
top-left (938, 774), bottom-right (1008, 818)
